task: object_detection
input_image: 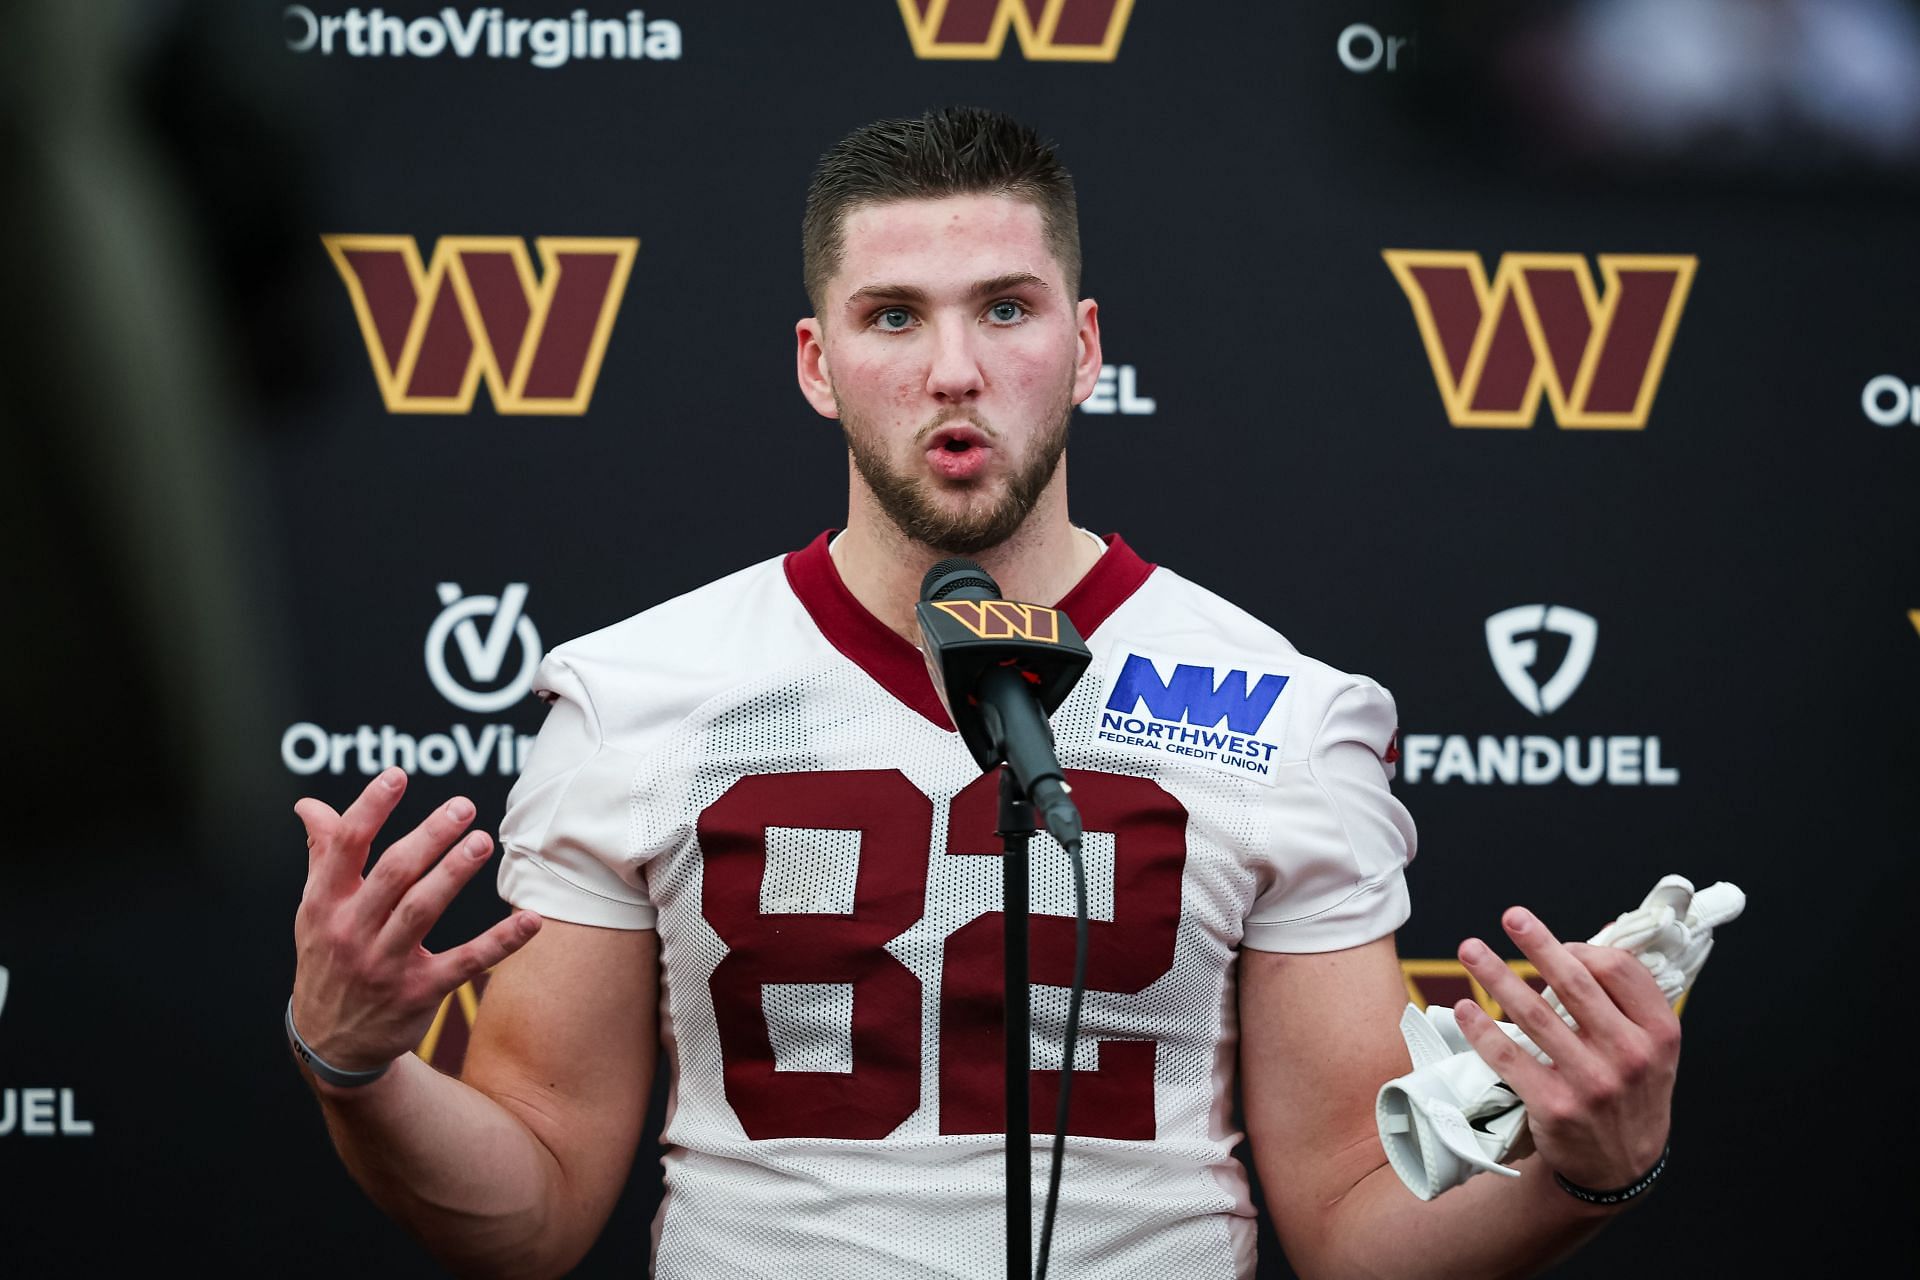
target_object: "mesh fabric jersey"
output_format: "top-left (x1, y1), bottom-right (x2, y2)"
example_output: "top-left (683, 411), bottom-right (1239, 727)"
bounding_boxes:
top-left (496, 531), bottom-right (1416, 1279)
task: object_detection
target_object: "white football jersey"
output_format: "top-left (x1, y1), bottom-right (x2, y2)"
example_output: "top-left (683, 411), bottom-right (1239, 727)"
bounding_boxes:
top-left (496, 531), bottom-right (1416, 1279)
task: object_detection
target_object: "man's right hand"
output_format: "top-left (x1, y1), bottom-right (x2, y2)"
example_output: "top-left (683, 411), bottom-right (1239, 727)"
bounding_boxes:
top-left (291, 766), bottom-right (544, 1082)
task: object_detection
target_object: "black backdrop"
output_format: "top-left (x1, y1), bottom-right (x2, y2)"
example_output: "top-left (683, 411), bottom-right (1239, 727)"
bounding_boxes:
top-left (4, 1), bottom-right (1915, 1275)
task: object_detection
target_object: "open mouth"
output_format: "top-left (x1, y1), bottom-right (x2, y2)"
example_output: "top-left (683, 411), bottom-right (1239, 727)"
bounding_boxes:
top-left (927, 424), bottom-right (991, 451)
top-left (924, 425), bottom-right (993, 479)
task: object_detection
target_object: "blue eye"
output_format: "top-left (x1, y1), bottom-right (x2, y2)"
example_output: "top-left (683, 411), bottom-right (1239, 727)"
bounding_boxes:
top-left (876, 307), bottom-right (912, 331)
top-left (989, 301), bottom-right (1025, 324)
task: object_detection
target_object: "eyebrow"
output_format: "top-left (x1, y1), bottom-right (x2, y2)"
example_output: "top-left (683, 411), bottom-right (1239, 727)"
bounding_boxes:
top-left (845, 271), bottom-right (1052, 308)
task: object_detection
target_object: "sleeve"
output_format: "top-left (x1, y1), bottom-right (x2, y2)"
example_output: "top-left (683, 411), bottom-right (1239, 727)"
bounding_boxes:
top-left (495, 652), bottom-right (656, 929)
top-left (1241, 677), bottom-right (1417, 953)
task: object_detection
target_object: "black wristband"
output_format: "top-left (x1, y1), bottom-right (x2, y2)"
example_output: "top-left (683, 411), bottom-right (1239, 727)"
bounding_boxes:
top-left (1553, 1144), bottom-right (1669, 1207)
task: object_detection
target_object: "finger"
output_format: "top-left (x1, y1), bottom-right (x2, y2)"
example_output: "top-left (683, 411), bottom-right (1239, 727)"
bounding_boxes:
top-left (335, 768), bottom-right (410, 865)
top-left (1566, 942), bottom-right (1678, 1033)
top-left (424, 910), bottom-right (544, 993)
top-left (352, 794), bottom-right (479, 929)
top-left (294, 797), bottom-right (342, 876)
top-left (375, 829), bottom-right (496, 958)
top-left (1502, 907), bottom-right (1634, 1045)
top-left (1452, 998), bottom-right (1554, 1097)
top-left (296, 789), bottom-right (381, 899)
top-left (1458, 934), bottom-right (1584, 1065)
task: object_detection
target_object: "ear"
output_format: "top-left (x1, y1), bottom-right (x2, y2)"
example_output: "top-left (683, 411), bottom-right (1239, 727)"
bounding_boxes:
top-left (1071, 298), bottom-right (1103, 405)
top-left (795, 317), bottom-right (840, 419)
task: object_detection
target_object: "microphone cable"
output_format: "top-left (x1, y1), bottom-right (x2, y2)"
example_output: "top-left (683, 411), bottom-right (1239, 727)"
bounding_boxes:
top-left (1033, 832), bottom-right (1089, 1280)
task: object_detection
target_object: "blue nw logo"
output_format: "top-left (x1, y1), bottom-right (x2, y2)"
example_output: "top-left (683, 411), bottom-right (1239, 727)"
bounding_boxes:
top-left (1105, 655), bottom-right (1288, 734)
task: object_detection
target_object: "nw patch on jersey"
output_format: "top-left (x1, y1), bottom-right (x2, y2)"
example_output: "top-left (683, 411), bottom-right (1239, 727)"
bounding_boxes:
top-left (1095, 649), bottom-right (1291, 786)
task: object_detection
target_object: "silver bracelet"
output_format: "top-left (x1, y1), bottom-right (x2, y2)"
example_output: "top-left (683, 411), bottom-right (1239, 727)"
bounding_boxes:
top-left (285, 997), bottom-right (393, 1088)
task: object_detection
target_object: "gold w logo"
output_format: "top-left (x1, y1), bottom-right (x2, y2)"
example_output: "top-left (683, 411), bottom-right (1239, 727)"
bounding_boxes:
top-left (416, 975), bottom-right (490, 1074)
top-left (1401, 959), bottom-right (1694, 1018)
top-left (932, 599), bottom-right (1062, 641)
top-left (323, 234), bottom-right (639, 415)
top-left (1384, 251), bottom-right (1697, 429)
top-left (897, 0), bottom-right (1134, 61)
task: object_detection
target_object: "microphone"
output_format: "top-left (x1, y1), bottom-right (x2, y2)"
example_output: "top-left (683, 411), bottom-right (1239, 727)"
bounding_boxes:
top-left (915, 558), bottom-right (1091, 842)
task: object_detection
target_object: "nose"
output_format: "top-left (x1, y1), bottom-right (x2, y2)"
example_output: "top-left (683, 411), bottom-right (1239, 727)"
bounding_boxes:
top-left (923, 319), bottom-right (985, 404)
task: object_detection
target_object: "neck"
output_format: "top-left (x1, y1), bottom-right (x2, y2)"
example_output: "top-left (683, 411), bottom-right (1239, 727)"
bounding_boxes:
top-left (831, 459), bottom-right (1102, 642)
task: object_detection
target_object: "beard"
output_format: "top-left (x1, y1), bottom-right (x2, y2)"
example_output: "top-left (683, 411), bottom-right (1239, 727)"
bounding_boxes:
top-left (840, 393), bottom-right (1073, 557)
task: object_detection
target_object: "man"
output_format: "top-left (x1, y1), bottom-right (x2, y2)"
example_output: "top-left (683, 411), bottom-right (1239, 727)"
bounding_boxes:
top-left (290, 108), bottom-right (1679, 1278)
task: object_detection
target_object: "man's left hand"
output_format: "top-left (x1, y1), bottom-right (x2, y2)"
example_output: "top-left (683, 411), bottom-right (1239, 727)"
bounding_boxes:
top-left (1453, 906), bottom-right (1680, 1195)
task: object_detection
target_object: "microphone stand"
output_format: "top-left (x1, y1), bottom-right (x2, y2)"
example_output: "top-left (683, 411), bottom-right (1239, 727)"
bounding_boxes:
top-left (913, 561), bottom-right (1090, 1280)
top-left (998, 765), bottom-right (1034, 1280)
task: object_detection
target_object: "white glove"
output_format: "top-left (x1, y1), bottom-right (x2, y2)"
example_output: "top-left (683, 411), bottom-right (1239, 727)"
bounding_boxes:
top-left (1549, 874), bottom-right (1745, 1016)
top-left (1375, 874), bottom-right (1745, 1201)
top-left (1377, 1003), bottom-right (1534, 1198)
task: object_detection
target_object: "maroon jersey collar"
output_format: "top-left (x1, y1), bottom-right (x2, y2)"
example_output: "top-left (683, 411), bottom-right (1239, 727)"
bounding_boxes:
top-left (783, 530), bottom-right (1156, 730)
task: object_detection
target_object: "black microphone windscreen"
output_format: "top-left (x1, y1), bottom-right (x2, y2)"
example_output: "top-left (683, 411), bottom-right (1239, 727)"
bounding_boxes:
top-left (920, 558), bottom-right (1002, 603)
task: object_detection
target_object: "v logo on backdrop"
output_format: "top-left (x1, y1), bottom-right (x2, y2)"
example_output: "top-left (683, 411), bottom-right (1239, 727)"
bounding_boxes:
top-left (425, 583), bottom-right (543, 715)
top-left (323, 235), bottom-right (638, 414)
top-left (438, 583), bottom-right (531, 686)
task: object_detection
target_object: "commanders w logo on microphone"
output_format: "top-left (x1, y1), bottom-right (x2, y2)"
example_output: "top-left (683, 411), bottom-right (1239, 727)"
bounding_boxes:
top-left (898, 0), bottom-right (1134, 61)
top-left (929, 600), bottom-right (1062, 642)
top-left (323, 234), bottom-right (639, 415)
top-left (1384, 251), bottom-right (1696, 429)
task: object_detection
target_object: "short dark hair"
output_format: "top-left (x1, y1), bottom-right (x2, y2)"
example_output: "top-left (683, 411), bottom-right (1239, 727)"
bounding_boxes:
top-left (802, 106), bottom-right (1081, 314)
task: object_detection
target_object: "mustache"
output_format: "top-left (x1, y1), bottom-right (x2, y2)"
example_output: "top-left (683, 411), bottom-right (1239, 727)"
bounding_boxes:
top-left (912, 409), bottom-right (998, 446)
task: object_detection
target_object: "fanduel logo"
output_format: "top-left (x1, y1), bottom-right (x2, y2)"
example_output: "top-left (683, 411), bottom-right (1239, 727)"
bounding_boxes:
top-left (282, 584), bottom-right (541, 778)
top-left (1384, 251), bottom-right (1696, 429)
top-left (1485, 605), bottom-right (1595, 716)
top-left (0, 966), bottom-right (96, 1139)
top-left (1400, 607), bottom-right (1678, 786)
top-left (899, 0), bottom-right (1133, 61)
top-left (323, 235), bottom-right (638, 414)
top-left (1098, 652), bottom-right (1289, 784)
top-left (285, 7), bottom-right (684, 67)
